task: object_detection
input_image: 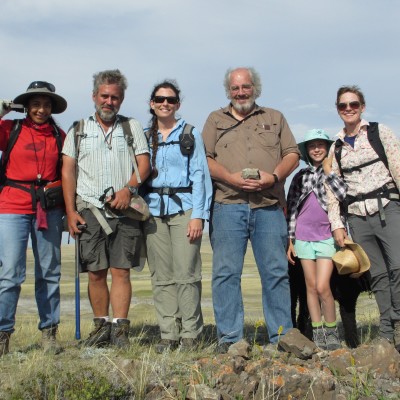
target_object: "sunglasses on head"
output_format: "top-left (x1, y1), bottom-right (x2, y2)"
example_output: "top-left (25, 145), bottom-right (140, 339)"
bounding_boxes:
top-left (153, 96), bottom-right (179, 104)
top-left (337, 101), bottom-right (361, 111)
top-left (28, 81), bottom-right (56, 93)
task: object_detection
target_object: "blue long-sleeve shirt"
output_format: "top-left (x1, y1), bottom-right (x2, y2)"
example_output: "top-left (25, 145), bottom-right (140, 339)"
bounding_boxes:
top-left (144, 118), bottom-right (213, 220)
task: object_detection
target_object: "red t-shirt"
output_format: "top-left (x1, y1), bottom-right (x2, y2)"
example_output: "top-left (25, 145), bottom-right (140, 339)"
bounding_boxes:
top-left (0, 118), bottom-right (66, 214)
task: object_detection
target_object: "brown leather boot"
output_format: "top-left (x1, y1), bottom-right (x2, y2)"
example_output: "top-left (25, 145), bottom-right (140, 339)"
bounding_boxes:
top-left (110, 319), bottom-right (130, 349)
top-left (83, 318), bottom-right (112, 347)
top-left (0, 331), bottom-right (11, 356)
top-left (41, 326), bottom-right (62, 355)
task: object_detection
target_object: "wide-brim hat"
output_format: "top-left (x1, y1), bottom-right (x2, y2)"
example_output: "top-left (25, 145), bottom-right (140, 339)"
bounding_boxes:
top-left (122, 195), bottom-right (150, 221)
top-left (13, 81), bottom-right (67, 114)
top-left (104, 195), bottom-right (150, 221)
top-left (297, 129), bottom-right (334, 164)
top-left (332, 239), bottom-right (370, 278)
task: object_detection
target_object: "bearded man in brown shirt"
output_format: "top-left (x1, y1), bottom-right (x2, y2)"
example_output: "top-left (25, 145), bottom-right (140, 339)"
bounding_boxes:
top-left (202, 67), bottom-right (300, 353)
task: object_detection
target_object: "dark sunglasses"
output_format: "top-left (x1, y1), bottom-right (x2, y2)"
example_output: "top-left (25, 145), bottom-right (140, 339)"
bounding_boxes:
top-left (337, 101), bottom-right (361, 111)
top-left (153, 96), bottom-right (179, 104)
top-left (28, 81), bottom-right (56, 93)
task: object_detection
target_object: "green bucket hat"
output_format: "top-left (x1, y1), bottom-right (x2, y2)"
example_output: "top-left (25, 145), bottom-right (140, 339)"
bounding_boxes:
top-left (297, 129), bottom-right (334, 164)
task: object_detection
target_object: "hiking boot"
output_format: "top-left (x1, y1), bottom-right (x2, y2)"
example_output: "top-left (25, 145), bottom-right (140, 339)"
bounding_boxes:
top-left (0, 331), bottom-right (11, 357)
top-left (394, 321), bottom-right (400, 352)
top-left (215, 341), bottom-right (234, 354)
top-left (41, 326), bottom-right (62, 355)
top-left (84, 318), bottom-right (111, 347)
top-left (155, 339), bottom-right (179, 353)
top-left (324, 326), bottom-right (341, 351)
top-left (110, 319), bottom-right (130, 349)
top-left (180, 338), bottom-right (198, 352)
top-left (312, 327), bottom-right (327, 350)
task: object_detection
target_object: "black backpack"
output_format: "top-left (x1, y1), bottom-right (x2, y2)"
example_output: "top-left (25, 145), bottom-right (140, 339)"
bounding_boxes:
top-left (0, 119), bottom-right (63, 186)
top-left (334, 122), bottom-right (388, 178)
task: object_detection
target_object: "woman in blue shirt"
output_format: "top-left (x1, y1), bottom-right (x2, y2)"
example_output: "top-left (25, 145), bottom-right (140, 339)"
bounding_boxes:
top-left (143, 80), bottom-right (212, 353)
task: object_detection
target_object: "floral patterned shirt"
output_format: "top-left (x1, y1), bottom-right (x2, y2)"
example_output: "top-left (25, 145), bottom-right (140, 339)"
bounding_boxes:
top-left (327, 119), bottom-right (400, 231)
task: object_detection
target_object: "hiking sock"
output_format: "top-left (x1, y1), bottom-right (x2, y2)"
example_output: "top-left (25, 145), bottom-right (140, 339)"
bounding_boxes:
top-left (311, 321), bottom-right (323, 328)
top-left (324, 321), bottom-right (337, 328)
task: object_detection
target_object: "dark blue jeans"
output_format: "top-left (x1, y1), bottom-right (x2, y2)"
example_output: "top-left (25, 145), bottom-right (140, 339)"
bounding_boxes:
top-left (210, 203), bottom-right (292, 343)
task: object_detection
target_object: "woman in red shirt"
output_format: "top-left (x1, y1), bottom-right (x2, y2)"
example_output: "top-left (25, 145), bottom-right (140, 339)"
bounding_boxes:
top-left (0, 82), bottom-right (67, 356)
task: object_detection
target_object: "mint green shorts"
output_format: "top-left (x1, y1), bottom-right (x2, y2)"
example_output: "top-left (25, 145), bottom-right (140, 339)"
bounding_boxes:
top-left (294, 237), bottom-right (338, 260)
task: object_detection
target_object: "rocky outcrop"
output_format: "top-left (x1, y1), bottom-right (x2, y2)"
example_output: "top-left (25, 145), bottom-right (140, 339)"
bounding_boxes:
top-left (144, 329), bottom-right (400, 399)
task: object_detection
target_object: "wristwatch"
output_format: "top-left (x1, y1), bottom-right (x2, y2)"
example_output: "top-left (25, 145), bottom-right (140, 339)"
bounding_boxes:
top-left (272, 174), bottom-right (279, 185)
top-left (124, 185), bottom-right (137, 196)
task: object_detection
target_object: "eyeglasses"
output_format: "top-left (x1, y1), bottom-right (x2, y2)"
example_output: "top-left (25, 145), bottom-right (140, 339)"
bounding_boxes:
top-left (27, 81), bottom-right (56, 93)
top-left (337, 101), bottom-right (361, 111)
top-left (153, 96), bottom-right (179, 104)
top-left (230, 84), bottom-right (253, 93)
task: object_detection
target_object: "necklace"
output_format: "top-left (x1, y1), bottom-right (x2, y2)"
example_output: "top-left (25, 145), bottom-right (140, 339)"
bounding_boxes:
top-left (29, 128), bottom-right (47, 183)
top-left (100, 125), bottom-right (114, 150)
top-left (103, 130), bottom-right (113, 150)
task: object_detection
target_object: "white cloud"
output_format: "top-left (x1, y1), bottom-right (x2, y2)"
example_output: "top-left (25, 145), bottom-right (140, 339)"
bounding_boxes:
top-left (1, 0), bottom-right (399, 137)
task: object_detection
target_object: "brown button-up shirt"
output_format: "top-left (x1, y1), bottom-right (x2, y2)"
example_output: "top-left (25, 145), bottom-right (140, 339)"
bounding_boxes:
top-left (202, 104), bottom-right (300, 208)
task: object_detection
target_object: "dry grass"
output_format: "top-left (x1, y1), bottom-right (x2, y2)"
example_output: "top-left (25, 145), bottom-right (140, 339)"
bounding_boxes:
top-left (1, 234), bottom-right (381, 399)
top-left (14, 233), bottom-right (380, 347)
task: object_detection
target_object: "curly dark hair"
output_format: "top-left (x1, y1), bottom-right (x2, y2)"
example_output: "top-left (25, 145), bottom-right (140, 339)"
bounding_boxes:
top-left (148, 79), bottom-right (180, 178)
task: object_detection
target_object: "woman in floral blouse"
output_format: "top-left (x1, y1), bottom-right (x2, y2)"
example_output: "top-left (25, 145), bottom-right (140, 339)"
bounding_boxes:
top-left (327, 85), bottom-right (400, 350)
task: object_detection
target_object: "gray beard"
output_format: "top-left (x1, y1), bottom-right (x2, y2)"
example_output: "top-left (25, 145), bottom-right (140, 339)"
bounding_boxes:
top-left (95, 106), bottom-right (117, 122)
top-left (232, 99), bottom-right (255, 115)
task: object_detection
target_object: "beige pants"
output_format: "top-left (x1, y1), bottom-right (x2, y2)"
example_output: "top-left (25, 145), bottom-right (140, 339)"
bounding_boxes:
top-left (144, 210), bottom-right (203, 340)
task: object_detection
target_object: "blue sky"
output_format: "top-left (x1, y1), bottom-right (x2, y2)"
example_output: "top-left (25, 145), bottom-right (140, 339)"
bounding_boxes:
top-left (1, 0), bottom-right (399, 147)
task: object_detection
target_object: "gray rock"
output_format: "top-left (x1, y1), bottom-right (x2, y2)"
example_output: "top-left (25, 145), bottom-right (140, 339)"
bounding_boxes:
top-left (227, 339), bottom-right (250, 358)
top-left (186, 384), bottom-right (221, 400)
top-left (278, 328), bottom-right (317, 359)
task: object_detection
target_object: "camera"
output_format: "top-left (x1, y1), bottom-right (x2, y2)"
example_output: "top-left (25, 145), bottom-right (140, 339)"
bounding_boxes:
top-left (9, 102), bottom-right (24, 111)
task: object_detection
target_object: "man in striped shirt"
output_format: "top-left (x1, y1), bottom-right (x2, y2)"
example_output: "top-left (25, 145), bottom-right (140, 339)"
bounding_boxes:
top-left (62, 69), bottom-right (150, 348)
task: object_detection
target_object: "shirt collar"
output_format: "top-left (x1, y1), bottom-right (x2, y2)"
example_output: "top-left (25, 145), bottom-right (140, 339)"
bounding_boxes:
top-left (337, 118), bottom-right (369, 140)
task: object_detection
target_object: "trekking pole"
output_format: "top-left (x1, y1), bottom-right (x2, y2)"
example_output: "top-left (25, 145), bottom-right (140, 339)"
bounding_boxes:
top-left (75, 224), bottom-right (87, 340)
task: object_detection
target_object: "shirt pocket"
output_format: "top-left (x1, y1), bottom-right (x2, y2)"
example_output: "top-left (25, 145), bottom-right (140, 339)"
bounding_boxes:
top-left (254, 125), bottom-right (280, 148)
top-left (80, 132), bottom-right (99, 154)
top-left (114, 130), bottom-right (128, 153)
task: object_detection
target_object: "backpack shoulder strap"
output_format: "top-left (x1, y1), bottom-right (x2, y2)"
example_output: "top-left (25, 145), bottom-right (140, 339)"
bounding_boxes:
top-left (367, 122), bottom-right (388, 170)
top-left (119, 116), bottom-right (133, 143)
top-left (72, 119), bottom-right (85, 160)
top-left (334, 138), bottom-right (344, 178)
top-left (49, 119), bottom-right (63, 179)
top-left (183, 123), bottom-right (194, 135)
top-left (119, 116), bottom-right (142, 184)
top-left (0, 119), bottom-right (23, 183)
